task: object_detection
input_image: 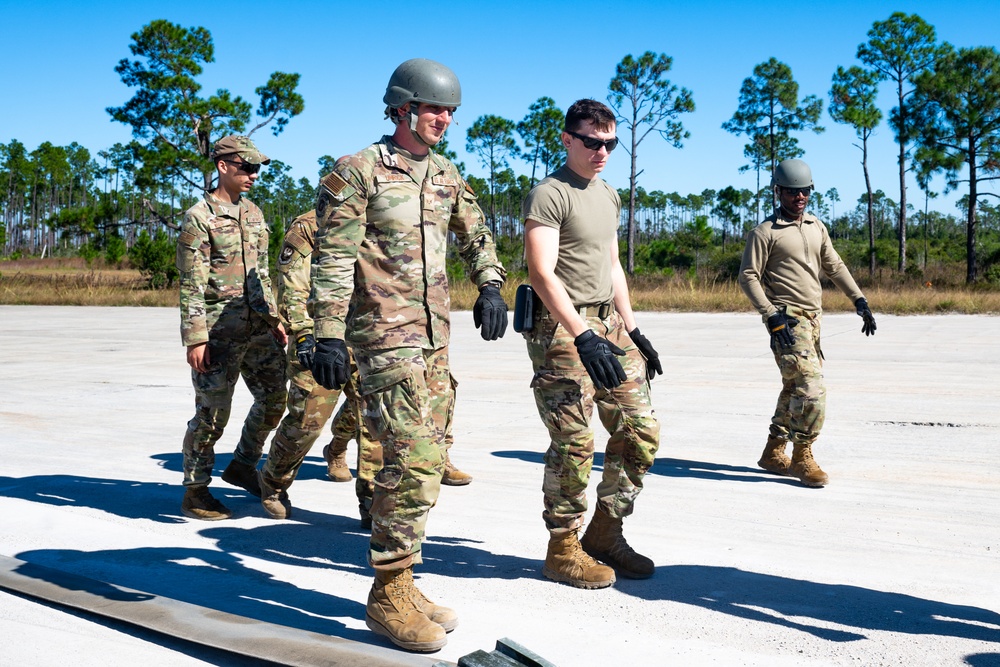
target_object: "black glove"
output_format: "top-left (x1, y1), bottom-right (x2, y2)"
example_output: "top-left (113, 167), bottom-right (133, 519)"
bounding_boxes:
top-left (295, 333), bottom-right (315, 370)
top-left (473, 283), bottom-right (508, 341)
top-left (628, 327), bottom-right (662, 380)
top-left (575, 330), bottom-right (627, 390)
top-left (766, 310), bottom-right (799, 351)
top-left (311, 338), bottom-right (350, 390)
top-left (855, 297), bottom-right (877, 336)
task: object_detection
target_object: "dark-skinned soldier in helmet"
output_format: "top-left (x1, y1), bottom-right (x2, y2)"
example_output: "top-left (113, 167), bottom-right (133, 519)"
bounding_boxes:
top-left (739, 158), bottom-right (877, 488)
top-left (308, 58), bottom-right (508, 652)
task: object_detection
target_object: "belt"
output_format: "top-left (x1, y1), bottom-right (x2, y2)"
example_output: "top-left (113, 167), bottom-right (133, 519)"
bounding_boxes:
top-left (538, 300), bottom-right (614, 319)
top-left (577, 302), bottom-right (614, 319)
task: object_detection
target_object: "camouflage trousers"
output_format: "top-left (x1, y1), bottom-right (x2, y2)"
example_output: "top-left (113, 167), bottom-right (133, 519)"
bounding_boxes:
top-left (353, 345), bottom-right (454, 569)
top-left (261, 348), bottom-right (382, 509)
top-left (327, 390), bottom-right (385, 515)
top-left (182, 315), bottom-right (287, 487)
top-left (525, 309), bottom-right (660, 536)
top-left (770, 309), bottom-right (826, 446)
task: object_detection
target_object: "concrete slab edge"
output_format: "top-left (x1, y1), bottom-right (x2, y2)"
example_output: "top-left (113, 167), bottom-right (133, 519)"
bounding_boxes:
top-left (0, 554), bottom-right (447, 667)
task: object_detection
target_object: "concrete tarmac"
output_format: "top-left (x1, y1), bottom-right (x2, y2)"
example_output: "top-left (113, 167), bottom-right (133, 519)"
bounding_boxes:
top-left (0, 305), bottom-right (998, 666)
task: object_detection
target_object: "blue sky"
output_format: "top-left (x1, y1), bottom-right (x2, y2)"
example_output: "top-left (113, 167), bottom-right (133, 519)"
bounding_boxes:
top-left (2, 0), bottom-right (996, 217)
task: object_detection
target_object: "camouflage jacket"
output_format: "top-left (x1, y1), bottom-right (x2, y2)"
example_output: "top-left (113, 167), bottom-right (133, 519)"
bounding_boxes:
top-left (176, 191), bottom-right (279, 346)
top-left (275, 209), bottom-right (317, 340)
top-left (309, 136), bottom-right (506, 350)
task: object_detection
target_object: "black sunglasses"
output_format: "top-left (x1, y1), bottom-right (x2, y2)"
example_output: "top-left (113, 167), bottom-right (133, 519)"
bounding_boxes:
top-left (223, 160), bottom-right (261, 174)
top-left (566, 130), bottom-right (619, 152)
top-left (781, 186), bottom-right (812, 197)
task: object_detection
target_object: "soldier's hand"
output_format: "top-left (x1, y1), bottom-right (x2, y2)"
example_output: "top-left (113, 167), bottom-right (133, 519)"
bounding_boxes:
top-left (312, 338), bottom-right (349, 390)
top-left (628, 327), bottom-right (662, 380)
top-left (855, 297), bottom-right (877, 336)
top-left (767, 310), bottom-right (799, 351)
top-left (575, 330), bottom-right (627, 390)
top-left (473, 282), bottom-right (508, 341)
top-left (186, 343), bottom-right (209, 374)
top-left (295, 333), bottom-right (316, 370)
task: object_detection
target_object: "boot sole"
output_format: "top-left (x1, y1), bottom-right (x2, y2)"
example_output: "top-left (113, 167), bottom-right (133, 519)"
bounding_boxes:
top-left (441, 477), bottom-right (472, 486)
top-left (327, 473), bottom-right (353, 483)
top-left (180, 507), bottom-right (231, 521)
top-left (365, 614), bottom-right (446, 652)
top-left (542, 565), bottom-right (615, 589)
top-left (757, 461), bottom-right (792, 476)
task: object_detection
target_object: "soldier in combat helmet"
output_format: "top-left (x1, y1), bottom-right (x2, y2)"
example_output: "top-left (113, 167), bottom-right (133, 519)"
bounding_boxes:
top-left (309, 58), bottom-right (508, 652)
top-left (739, 158), bottom-right (877, 487)
top-left (176, 135), bottom-right (288, 520)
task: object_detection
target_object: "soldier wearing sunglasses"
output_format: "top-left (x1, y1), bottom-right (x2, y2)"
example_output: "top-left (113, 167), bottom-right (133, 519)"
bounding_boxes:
top-left (739, 158), bottom-right (876, 488)
top-left (176, 134), bottom-right (288, 520)
top-left (521, 99), bottom-right (663, 589)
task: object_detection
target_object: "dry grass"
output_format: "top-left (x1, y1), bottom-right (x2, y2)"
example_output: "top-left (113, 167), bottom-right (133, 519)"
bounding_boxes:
top-left (452, 275), bottom-right (1000, 314)
top-left (3, 259), bottom-right (999, 313)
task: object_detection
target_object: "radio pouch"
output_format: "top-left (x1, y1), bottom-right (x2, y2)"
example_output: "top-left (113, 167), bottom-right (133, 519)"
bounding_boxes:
top-left (513, 284), bottom-right (535, 333)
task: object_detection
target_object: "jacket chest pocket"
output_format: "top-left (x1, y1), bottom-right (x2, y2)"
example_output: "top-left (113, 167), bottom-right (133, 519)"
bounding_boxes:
top-left (423, 176), bottom-right (457, 225)
top-left (369, 174), bottom-right (421, 230)
top-left (208, 218), bottom-right (241, 264)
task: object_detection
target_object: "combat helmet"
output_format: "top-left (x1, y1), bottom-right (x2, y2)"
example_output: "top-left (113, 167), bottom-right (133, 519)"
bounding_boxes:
top-left (384, 58), bottom-right (462, 110)
top-left (772, 159), bottom-right (814, 190)
top-left (384, 58), bottom-right (461, 147)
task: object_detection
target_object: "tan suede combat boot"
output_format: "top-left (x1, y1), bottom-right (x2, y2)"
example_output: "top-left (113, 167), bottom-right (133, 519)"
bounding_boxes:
top-left (441, 453), bottom-right (472, 486)
top-left (258, 472), bottom-right (293, 520)
top-left (757, 436), bottom-right (792, 476)
top-left (543, 531), bottom-right (615, 589)
top-left (399, 568), bottom-right (458, 632)
top-left (366, 567), bottom-right (447, 651)
top-left (181, 486), bottom-right (232, 521)
top-left (323, 441), bottom-right (353, 483)
top-left (789, 442), bottom-right (829, 487)
top-left (221, 459), bottom-right (262, 497)
top-left (581, 509), bottom-right (655, 579)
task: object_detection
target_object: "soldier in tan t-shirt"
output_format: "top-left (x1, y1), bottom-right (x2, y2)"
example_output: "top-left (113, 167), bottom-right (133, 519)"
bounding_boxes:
top-left (522, 99), bottom-right (663, 589)
top-left (739, 158), bottom-right (877, 487)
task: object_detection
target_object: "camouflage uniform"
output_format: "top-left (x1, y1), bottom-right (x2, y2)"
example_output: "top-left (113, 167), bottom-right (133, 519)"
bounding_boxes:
top-left (261, 210), bottom-right (382, 513)
top-left (739, 210), bottom-right (864, 449)
top-left (309, 136), bottom-right (505, 568)
top-left (177, 190), bottom-right (287, 487)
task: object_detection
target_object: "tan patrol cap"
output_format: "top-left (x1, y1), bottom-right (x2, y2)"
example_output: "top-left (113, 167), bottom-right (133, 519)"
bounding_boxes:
top-left (210, 135), bottom-right (271, 164)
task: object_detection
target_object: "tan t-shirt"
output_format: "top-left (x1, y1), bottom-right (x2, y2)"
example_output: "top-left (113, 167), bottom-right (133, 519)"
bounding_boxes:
top-left (522, 165), bottom-right (620, 306)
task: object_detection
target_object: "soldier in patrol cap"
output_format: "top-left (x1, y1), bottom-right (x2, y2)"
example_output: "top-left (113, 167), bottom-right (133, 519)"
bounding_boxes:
top-left (739, 158), bottom-right (877, 487)
top-left (176, 134), bottom-right (288, 520)
top-left (521, 99), bottom-right (663, 589)
top-left (309, 58), bottom-right (508, 652)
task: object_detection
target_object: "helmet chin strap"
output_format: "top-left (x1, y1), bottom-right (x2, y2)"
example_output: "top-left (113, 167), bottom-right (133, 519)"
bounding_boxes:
top-left (407, 109), bottom-right (435, 147)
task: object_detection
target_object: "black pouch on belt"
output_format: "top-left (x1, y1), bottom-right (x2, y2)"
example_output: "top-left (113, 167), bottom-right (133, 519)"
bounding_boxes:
top-left (513, 284), bottom-right (535, 333)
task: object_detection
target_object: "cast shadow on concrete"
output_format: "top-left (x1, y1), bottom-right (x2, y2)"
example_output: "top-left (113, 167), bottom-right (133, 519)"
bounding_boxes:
top-left (152, 451), bottom-right (335, 482)
top-left (965, 653), bottom-right (1000, 667)
top-left (0, 474), bottom-right (193, 524)
top-left (16, 545), bottom-right (367, 643)
top-left (492, 451), bottom-right (797, 485)
top-left (617, 564), bottom-right (1000, 645)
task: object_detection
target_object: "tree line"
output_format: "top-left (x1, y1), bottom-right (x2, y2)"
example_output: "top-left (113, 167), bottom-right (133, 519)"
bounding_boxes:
top-left (1, 14), bottom-right (998, 285)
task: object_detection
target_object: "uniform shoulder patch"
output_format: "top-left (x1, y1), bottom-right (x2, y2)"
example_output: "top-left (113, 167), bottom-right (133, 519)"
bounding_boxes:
top-left (178, 230), bottom-right (198, 248)
top-left (278, 245), bottom-right (296, 265)
top-left (322, 171), bottom-right (350, 196)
